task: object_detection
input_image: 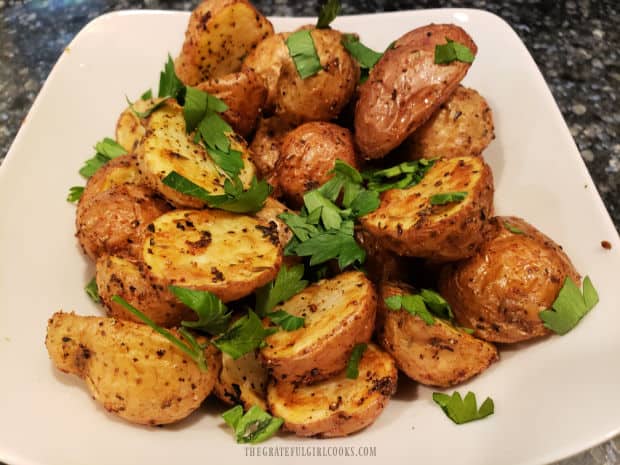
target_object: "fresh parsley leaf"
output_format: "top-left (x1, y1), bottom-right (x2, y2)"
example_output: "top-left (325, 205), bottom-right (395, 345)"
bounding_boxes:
top-left (539, 276), bottom-right (598, 335)
top-left (278, 212), bottom-right (319, 242)
top-left (286, 30), bottom-right (323, 79)
top-left (346, 343), bottom-right (368, 379)
top-left (213, 311), bottom-right (277, 360)
top-left (67, 186), bottom-right (84, 203)
top-left (303, 190), bottom-right (348, 230)
top-left (85, 277), bottom-right (100, 303)
top-left (184, 86), bottom-right (229, 134)
top-left (197, 110), bottom-right (233, 153)
top-left (266, 310), bottom-right (305, 331)
top-left (255, 264), bottom-right (309, 315)
top-left (432, 391), bottom-right (494, 424)
top-left (316, 0), bottom-right (340, 29)
top-left (112, 296), bottom-right (208, 372)
top-left (430, 191), bottom-right (468, 206)
top-left (364, 159), bottom-right (435, 193)
top-left (158, 54), bottom-right (185, 100)
top-left (207, 147), bottom-right (244, 178)
top-left (162, 172), bottom-right (270, 214)
top-left (419, 289), bottom-right (454, 320)
top-left (79, 138), bottom-right (128, 178)
top-left (341, 34), bottom-right (383, 70)
top-left (434, 38), bottom-right (475, 65)
top-left (292, 227), bottom-right (366, 268)
top-left (222, 405), bottom-right (284, 444)
top-left (401, 294), bottom-right (435, 325)
top-left (385, 289), bottom-right (453, 324)
top-left (459, 327), bottom-right (475, 335)
top-left (140, 89), bottom-right (153, 100)
top-left (169, 286), bottom-right (231, 335)
top-left (503, 221), bottom-right (524, 235)
top-left (125, 95), bottom-right (167, 119)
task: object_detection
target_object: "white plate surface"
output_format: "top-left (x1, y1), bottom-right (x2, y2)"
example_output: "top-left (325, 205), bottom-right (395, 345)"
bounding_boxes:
top-left (1, 9), bottom-right (619, 465)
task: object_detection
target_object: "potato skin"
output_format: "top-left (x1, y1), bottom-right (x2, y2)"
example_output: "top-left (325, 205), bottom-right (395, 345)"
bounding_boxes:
top-left (407, 86), bottom-right (495, 160)
top-left (45, 312), bottom-right (220, 426)
top-left (260, 271), bottom-right (376, 384)
top-left (438, 216), bottom-right (581, 343)
top-left (276, 122), bottom-right (358, 207)
top-left (197, 70), bottom-right (267, 137)
top-left (76, 184), bottom-right (171, 261)
top-left (243, 28), bottom-right (360, 125)
top-left (79, 153), bottom-right (142, 205)
top-left (267, 343), bottom-right (397, 437)
top-left (214, 350), bottom-right (269, 411)
top-left (377, 282), bottom-right (498, 387)
top-left (248, 116), bottom-right (294, 185)
top-left (174, 0), bottom-right (274, 85)
top-left (96, 255), bottom-right (194, 327)
top-left (361, 156), bottom-right (494, 262)
top-left (355, 24), bottom-right (477, 159)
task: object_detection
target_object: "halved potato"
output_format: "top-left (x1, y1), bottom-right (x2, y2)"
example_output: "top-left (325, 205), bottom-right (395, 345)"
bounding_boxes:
top-left (96, 255), bottom-right (193, 327)
top-left (174, 0), bottom-right (275, 85)
top-left (137, 100), bottom-right (256, 208)
top-left (115, 98), bottom-right (165, 153)
top-left (260, 271), bottom-right (376, 384)
top-left (267, 343), bottom-right (397, 437)
top-left (361, 155), bottom-right (494, 262)
top-left (407, 86), bottom-right (495, 160)
top-left (355, 24), bottom-right (477, 159)
top-left (253, 197), bottom-right (294, 248)
top-left (79, 153), bottom-right (142, 205)
top-left (377, 282), bottom-right (498, 387)
top-left (214, 350), bottom-right (268, 411)
top-left (438, 216), bottom-right (581, 343)
top-left (45, 312), bottom-right (220, 426)
top-left (142, 209), bottom-right (281, 302)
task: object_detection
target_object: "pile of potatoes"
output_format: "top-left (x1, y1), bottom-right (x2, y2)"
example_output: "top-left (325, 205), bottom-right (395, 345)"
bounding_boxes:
top-left (46, 0), bottom-right (581, 437)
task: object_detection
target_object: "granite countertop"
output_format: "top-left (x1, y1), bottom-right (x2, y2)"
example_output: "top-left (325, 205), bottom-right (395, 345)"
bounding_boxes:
top-left (0, 1), bottom-right (618, 464)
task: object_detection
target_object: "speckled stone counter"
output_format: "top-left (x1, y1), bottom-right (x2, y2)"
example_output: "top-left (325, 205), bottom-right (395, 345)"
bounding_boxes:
top-left (0, 1), bottom-right (618, 464)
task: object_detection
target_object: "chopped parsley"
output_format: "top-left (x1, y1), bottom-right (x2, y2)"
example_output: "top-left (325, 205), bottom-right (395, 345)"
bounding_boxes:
top-left (539, 276), bottom-right (598, 335)
top-left (67, 186), bottom-right (84, 203)
top-left (170, 286), bottom-right (231, 336)
top-left (503, 221), bottom-right (525, 235)
top-left (385, 289), bottom-right (454, 325)
top-left (85, 277), bottom-right (100, 303)
top-left (346, 343), bottom-right (368, 379)
top-left (158, 54), bottom-right (185, 101)
top-left (255, 265), bottom-right (308, 316)
top-left (434, 38), bottom-right (475, 65)
top-left (364, 159), bottom-right (435, 193)
top-left (78, 138), bottom-right (127, 179)
top-left (286, 30), bottom-right (323, 79)
top-left (266, 310), bottom-right (305, 331)
top-left (222, 405), bottom-right (283, 444)
top-left (429, 191), bottom-right (468, 206)
top-left (316, 0), bottom-right (340, 29)
top-left (433, 391), bottom-right (494, 424)
top-left (213, 311), bottom-right (277, 360)
top-left (341, 34), bottom-right (383, 83)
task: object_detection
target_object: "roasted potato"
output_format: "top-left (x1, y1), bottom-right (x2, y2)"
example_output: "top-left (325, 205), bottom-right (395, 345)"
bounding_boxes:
top-left (76, 184), bottom-right (171, 261)
top-left (137, 100), bottom-right (256, 209)
top-left (438, 216), bottom-right (581, 343)
top-left (355, 24), bottom-right (477, 159)
top-left (79, 153), bottom-right (142, 205)
top-left (197, 70), bottom-right (267, 137)
top-left (276, 122), bottom-right (358, 207)
top-left (361, 155), bottom-right (494, 262)
top-left (406, 86), bottom-right (494, 160)
top-left (260, 271), bottom-right (376, 384)
top-left (115, 98), bottom-right (165, 153)
top-left (267, 343), bottom-right (397, 437)
top-left (377, 282), bottom-right (498, 387)
top-left (45, 312), bottom-right (220, 425)
top-left (96, 255), bottom-right (193, 327)
top-left (355, 227), bottom-right (413, 283)
top-left (142, 209), bottom-right (281, 303)
top-left (248, 116), bottom-right (294, 184)
top-left (174, 0), bottom-right (274, 86)
top-left (253, 196), bottom-right (294, 249)
top-left (214, 350), bottom-right (268, 411)
top-left (243, 28), bottom-right (360, 124)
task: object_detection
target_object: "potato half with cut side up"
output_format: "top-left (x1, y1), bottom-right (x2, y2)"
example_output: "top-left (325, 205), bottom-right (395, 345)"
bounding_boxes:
top-left (115, 98), bottom-right (166, 153)
top-left (142, 209), bottom-right (281, 303)
top-left (267, 343), bottom-right (397, 437)
top-left (137, 100), bottom-right (256, 209)
top-left (360, 155), bottom-right (494, 262)
top-left (355, 24), bottom-right (477, 159)
top-left (438, 216), bottom-right (581, 343)
top-left (377, 282), bottom-right (498, 387)
top-left (45, 312), bottom-right (220, 426)
top-left (96, 255), bottom-right (194, 327)
top-left (174, 0), bottom-right (274, 86)
top-left (406, 86), bottom-right (495, 160)
top-left (79, 153), bottom-right (142, 205)
top-left (214, 350), bottom-right (269, 411)
top-left (260, 271), bottom-right (376, 384)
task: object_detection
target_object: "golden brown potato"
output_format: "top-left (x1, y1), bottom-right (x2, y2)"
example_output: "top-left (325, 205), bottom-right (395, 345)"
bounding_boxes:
top-left (361, 156), bottom-right (494, 262)
top-left (267, 343), bottom-right (397, 437)
top-left (76, 184), bottom-right (171, 261)
top-left (407, 86), bottom-right (495, 160)
top-left (96, 255), bottom-right (193, 327)
top-left (248, 116), bottom-right (294, 186)
top-left (174, 0), bottom-right (274, 85)
top-left (253, 197), bottom-right (294, 249)
top-left (115, 98), bottom-right (166, 153)
top-left (355, 227), bottom-right (413, 284)
top-left (438, 216), bottom-right (581, 343)
top-left (143, 209), bottom-right (281, 303)
top-left (377, 282), bottom-right (498, 387)
top-left (214, 350), bottom-right (268, 411)
top-left (355, 24), bottom-right (477, 159)
top-left (276, 122), bottom-right (358, 207)
top-left (79, 153), bottom-right (142, 205)
top-left (137, 100), bottom-right (256, 209)
top-left (197, 70), bottom-right (267, 137)
top-left (260, 271), bottom-right (376, 384)
top-left (45, 312), bottom-right (220, 426)
top-left (243, 28), bottom-right (359, 124)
